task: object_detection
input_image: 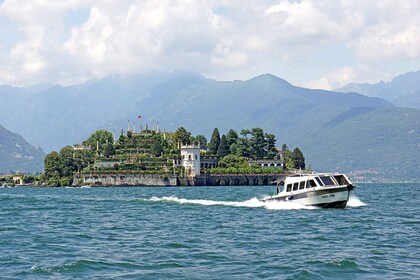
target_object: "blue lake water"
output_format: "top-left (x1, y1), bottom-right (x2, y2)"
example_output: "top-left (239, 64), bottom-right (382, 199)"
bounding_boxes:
top-left (0, 184), bottom-right (419, 279)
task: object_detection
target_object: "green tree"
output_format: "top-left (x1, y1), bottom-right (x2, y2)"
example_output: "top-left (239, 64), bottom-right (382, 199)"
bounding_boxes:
top-left (218, 154), bottom-right (248, 168)
top-left (229, 143), bottom-right (238, 155)
top-left (265, 133), bottom-right (277, 159)
top-left (250, 127), bottom-right (266, 159)
top-left (104, 142), bottom-right (115, 158)
top-left (152, 141), bottom-right (164, 157)
top-left (59, 146), bottom-right (76, 177)
top-left (285, 157), bottom-right (295, 169)
top-left (217, 135), bottom-right (230, 157)
top-left (83, 130), bottom-right (113, 152)
top-left (174, 127), bottom-right (192, 145)
top-left (208, 128), bottom-right (220, 155)
top-left (240, 129), bottom-right (251, 139)
top-left (292, 147), bottom-right (305, 170)
top-left (236, 137), bottom-right (251, 158)
top-left (195, 134), bottom-right (207, 149)
top-left (44, 151), bottom-right (61, 179)
top-left (60, 177), bottom-right (72, 187)
top-left (226, 129), bottom-right (239, 146)
top-left (73, 149), bottom-right (94, 172)
top-left (118, 133), bottom-right (126, 144)
top-left (281, 144), bottom-right (293, 170)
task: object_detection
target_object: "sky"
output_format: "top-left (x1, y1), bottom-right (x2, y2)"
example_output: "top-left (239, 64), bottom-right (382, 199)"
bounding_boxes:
top-left (0, 0), bottom-right (419, 90)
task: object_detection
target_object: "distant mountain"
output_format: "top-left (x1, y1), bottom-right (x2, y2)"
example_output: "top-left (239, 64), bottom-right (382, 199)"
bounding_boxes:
top-left (123, 73), bottom-right (419, 181)
top-left (0, 72), bottom-right (178, 151)
top-left (0, 72), bottom-right (418, 181)
top-left (336, 70), bottom-right (420, 109)
top-left (122, 73), bottom-right (391, 136)
top-left (293, 108), bottom-right (420, 182)
top-left (0, 124), bottom-right (45, 173)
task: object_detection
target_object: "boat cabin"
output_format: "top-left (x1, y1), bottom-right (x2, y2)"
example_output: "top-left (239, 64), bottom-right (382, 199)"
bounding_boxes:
top-left (278, 174), bottom-right (350, 193)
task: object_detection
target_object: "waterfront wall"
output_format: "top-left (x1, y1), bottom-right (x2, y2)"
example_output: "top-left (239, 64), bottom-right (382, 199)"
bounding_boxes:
top-left (75, 173), bottom-right (285, 187)
top-left (77, 173), bottom-right (178, 186)
top-left (195, 174), bottom-right (285, 186)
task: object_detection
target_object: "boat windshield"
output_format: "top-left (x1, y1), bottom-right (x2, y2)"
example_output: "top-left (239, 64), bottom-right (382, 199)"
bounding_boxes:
top-left (319, 176), bottom-right (336, 186)
top-left (307, 180), bottom-right (316, 188)
top-left (315, 177), bottom-right (323, 186)
top-left (334, 175), bottom-right (349, 185)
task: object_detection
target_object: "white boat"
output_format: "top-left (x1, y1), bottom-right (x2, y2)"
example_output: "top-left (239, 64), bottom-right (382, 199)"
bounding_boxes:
top-left (263, 173), bottom-right (356, 208)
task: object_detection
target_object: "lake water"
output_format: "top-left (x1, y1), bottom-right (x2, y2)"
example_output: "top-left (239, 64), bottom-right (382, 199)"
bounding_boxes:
top-left (0, 184), bottom-right (418, 279)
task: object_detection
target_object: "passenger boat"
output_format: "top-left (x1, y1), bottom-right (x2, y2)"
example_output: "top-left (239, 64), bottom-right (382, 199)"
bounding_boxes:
top-left (263, 173), bottom-right (356, 208)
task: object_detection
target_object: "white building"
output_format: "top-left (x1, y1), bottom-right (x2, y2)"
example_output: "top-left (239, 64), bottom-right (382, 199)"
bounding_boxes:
top-left (180, 144), bottom-right (201, 176)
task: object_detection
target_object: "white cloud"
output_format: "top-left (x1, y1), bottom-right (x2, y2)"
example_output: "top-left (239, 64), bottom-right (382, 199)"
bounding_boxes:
top-left (0, 0), bottom-right (419, 86)
top-left (306, 67), bottom-right (355, 90)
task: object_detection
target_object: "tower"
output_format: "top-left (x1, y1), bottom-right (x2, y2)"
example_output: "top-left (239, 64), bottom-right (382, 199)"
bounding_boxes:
top-left (180, 144), bottom-right (201, 176)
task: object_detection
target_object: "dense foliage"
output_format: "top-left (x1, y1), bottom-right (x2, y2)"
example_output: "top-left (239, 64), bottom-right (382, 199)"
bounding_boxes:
top-left (43, 146), bottom-right (94, 186)
top-left (281, 145), bottom-right (305, 170)
top-left (42, 126), bottom-right (306, 186)
top-left (207, 127), bottom-right (282, 160)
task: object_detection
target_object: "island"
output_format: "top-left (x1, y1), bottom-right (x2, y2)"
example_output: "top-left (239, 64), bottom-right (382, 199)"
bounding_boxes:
top-left (27, 125), bottom-right (306, 187)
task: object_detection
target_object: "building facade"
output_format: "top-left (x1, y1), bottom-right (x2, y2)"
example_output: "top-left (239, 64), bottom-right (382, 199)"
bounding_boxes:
top-left (180, 145), bottom-right (201, 176)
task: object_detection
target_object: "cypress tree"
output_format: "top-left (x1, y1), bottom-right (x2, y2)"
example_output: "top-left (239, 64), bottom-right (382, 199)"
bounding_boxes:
top-left (217, 135), bottom-right (230, 157)
top-left (208, 128), bottom-right (220, 155)
top-left (292, 147), bottom-right (305, 170)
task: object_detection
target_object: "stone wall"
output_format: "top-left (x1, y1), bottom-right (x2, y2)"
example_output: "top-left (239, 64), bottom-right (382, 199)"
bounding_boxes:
top-left (195, 174), bottom-right (285, 186)
top-left (77, 173), bottom-right (178, 186)
top-left (75, 173), bottom-right (285, 187)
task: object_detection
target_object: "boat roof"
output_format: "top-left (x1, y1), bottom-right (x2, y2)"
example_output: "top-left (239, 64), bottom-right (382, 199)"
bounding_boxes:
top-left (275, 172), bottom-right (348, 185)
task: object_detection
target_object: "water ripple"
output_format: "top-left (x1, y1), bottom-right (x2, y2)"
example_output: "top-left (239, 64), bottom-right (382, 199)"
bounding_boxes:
top-left (0, 184), bottom-right (419, 279)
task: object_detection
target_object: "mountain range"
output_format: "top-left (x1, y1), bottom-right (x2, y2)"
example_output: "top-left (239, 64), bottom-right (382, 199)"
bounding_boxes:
top-left (0, 71), bottom-right (419, 181)
top-left (0, 125), bottom-right (45, 173)
top-left (336, 70), bottom-right (420, 109)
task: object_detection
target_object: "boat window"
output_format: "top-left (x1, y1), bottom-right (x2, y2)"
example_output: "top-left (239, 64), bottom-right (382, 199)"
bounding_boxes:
top-left (319, 176), bottom-right (336, 186)
top-left (315, 177), bottom-right (324, 186)
top-left (286, 184), bottom-right (292, 192)
top-left (334, 175), bottom-right (349, 185)
top-left (293, 182), bottom-right (299, 191)
top-left (307, 180), bottom-right (316, 188)
top-left (299, 181), bottom-right (305, 190)
top-left (278, 185), bottom-right (284, 192)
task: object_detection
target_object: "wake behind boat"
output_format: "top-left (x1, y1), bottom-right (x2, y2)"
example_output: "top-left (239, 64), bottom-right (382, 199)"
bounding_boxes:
top-left (263, 173), bottom-right (356, 208)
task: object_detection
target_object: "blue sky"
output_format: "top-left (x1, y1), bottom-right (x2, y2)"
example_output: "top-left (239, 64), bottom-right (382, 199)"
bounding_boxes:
top-left (0, 0), bottom-right (419, 89)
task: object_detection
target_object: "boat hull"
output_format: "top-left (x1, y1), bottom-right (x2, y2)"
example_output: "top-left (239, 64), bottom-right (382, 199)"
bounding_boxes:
top-left (263, 186), bottom-right (351, 208)
top-left (310, 200), bottom-right (348, 208)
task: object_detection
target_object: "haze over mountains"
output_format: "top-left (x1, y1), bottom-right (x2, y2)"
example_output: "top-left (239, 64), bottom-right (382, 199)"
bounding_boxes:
top-left (0, 71), bottom-right (419, 181)
top-left (337, 70), bottom-right (420, 109)
top-left (0, 125), bottom-right (44, 173)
